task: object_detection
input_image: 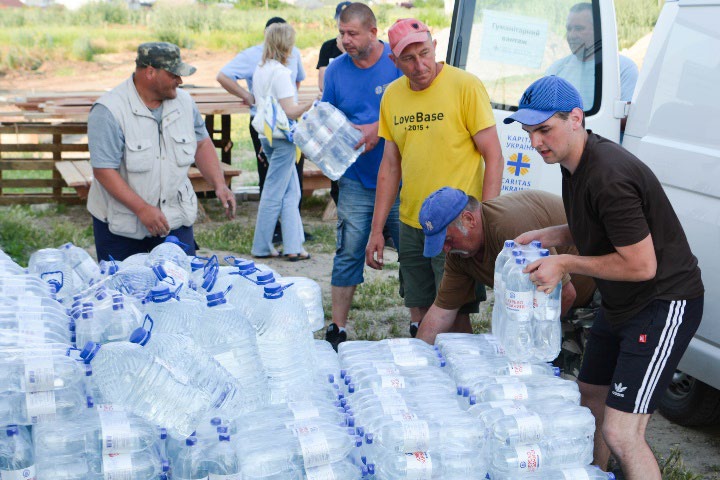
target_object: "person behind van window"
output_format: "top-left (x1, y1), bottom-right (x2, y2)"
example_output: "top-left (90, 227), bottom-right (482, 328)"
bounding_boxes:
top-left (415, 187), bottom-right (596, 345)
top-left (547, 2), bottom-right (639, 109)
top-left (249, 23), bottom-right (314, 261)
top-left (87, 42), bottom-right (236, 262)
top-left (366, 18), bottom-right (504, 338)
top-left (321, 3), bottom-right (403, 350)
top-left (217, 17), bottom-right (307, 244)
top-left (505, 75), bottom-right (704, 480)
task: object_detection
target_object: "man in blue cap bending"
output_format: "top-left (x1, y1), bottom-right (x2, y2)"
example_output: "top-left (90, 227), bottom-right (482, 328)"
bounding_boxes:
top-left (507, 75), bottom-right (703, 480)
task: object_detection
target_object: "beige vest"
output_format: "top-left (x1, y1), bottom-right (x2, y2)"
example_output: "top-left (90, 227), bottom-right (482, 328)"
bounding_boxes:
top-left (87, 76), bottom-right (198, 240)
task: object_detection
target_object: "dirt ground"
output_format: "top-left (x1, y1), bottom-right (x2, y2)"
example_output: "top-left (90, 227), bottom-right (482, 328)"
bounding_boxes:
top-left (3, 40), bottom-right (719, 478)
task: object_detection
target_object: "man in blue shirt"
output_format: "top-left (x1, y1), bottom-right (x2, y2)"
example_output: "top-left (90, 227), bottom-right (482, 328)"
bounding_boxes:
top-left (217, 17), bottom-right (307, 242)
top-left (322, 3), bottom-right (402, 349)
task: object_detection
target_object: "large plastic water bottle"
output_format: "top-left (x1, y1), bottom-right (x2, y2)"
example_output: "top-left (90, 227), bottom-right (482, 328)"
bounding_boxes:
top-left (0, 425), bottom-right (36, 479)
top-left (109, 265), bottom-right (159, 299)
top-left (128, 319), bottom-right (246, 414)
top-left (203, 432), bottom-right (241, 479)
top-left (372, 448), bottom-right (489, 480)
top-left (492, 240), bottom-right (516, 337)
top-left (0, 274), bottom-right (56, 298)
top-left (0, 384), bottom-right (90, 425)
top-left (488, 404), bottom-right (595, 445)
top-left (281, 277), bottom-right (324, 332)
top-left (490, 436), bottom-right (593, 474)
top-left (146, 236), bottom-right (191, 288)
top-left (471, 376), bottom-right (581, 404)
top-left (33, 404), bottom-right (163, 456)
top-left (493, 465), bottom-right (615, 480)
top-left (28, 248), bottom-right (76, 298)
top-left (80, 341), bottom-right (227, 437)
top-left (172, 436), bottom-right (207, 480)
top-left (370, 417), bottom-right (484, 454)
top-left (503, 258), bottom-right (535, 361)
top-left (60, 242), bottom-right (102, 287)
top-left (141, 284), bottom-right (202, 335)
top-left (530, 251), bottom-right (562, 362)
top-left (0, 347), bottom-right (85, 393)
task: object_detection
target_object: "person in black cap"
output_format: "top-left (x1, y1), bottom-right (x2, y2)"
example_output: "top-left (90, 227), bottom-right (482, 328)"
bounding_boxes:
top-left (87, 42), bottom-right (236, 262)
top-left (508, 75), bottom-right (704, 480)
top-left (217, 18), bottom-right (308, 243)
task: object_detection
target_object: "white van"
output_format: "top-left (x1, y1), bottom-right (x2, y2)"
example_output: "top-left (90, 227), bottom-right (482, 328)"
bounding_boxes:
top-left (446, 0), bottom-right (720, 425)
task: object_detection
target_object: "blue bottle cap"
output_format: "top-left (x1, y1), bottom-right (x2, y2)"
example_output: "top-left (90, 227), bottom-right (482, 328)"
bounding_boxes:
top-left (6, 426), bottom-right (18, 436)
top-left (348, 384), bottom-right (355, 394)
top-left (219, 434), bottom-right (231, 442)
top-left (463, 386), bottom-right (470, 397)
top-left (161, 459), bottom-right (170, 472)
top-left (356, 426), bottom-right (365, 437)
top-left (210, 417), bottom-right (222, 426)
top-left (185, 437), bottom-right (197, 446)
top-left (129, 327), bottom-right (151, 346)
top-left (367, 463), bottom-right (375, 475)
top-left (504, 240), bottom-right (516, 248)
top-left (256, 272), bottom-right (275, 285)
top-left (366, 432), bottom-right (374, 444)
top-left (355, 436), bottom-right (363, 447)
top-left (553, 366), bottom-right (561, 376)
top-left (456, 386), bottom-right (463, 395)
top-left (151, 264), bottom-right (167, 281)
top-left (236, 260), bottom-right (256, 272)
top-left (217, 426), bottom-right (228, 434)
top-left (190, 258), bottom-right (205, 271)
top-left (206, 290), bottom-right (227, 307)
top-left (469, 395), bottom-right (477, 405)
top-left (159, 428), bottom-right (168, 440)
top-left (346, 416), bottom-right (355, 428)
top-left (340, 369), bottom-right (347, 379)
top-left (263, 282), bottom-right (283, 299)
top-left (86, 396), bottom-right (94, 408)
top-left (80, 342), bottom-right (101, 363)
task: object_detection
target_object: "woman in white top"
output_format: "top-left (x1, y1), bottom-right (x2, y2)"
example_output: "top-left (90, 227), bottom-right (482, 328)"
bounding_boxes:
top-left (250, 23), bottom-right (314, 260)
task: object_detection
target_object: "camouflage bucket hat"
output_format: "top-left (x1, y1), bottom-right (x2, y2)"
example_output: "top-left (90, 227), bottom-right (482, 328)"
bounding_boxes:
top-left (136, 42), bottom-right (196, 76)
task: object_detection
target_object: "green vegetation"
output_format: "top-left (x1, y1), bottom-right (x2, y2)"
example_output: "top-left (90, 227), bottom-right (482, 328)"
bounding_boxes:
top-left (615, 0), bottom-right (663, 49)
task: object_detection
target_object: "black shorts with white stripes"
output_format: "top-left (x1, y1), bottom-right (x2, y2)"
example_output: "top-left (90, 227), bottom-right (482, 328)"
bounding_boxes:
top-left (577, 297), bottom-right (704, 414)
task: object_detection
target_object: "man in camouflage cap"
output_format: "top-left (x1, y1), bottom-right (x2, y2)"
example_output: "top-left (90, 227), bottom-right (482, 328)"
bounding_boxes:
top-left (87, 41), bottom-right (236, 261)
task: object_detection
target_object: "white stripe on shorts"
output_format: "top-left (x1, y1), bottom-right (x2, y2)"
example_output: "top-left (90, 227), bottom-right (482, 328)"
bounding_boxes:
top-left (633, 300), bottom-right (686, 414)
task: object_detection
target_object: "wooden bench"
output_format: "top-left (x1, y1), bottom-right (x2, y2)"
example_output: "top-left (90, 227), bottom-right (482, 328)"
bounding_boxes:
top-left (302, 168), bottom-right (331, 197)
top-left (56, 160), bottom-right (241, 199)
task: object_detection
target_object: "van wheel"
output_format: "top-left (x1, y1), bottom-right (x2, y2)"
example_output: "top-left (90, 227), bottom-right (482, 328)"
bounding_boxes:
top-left (658, 371), bottom-right (720, 426)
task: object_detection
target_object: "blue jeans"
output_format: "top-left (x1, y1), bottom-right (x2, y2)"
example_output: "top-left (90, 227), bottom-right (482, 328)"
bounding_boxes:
top-left (252, 138), bottom-right (304, 256)
top-left (331, 176), bottom-right (399, 287)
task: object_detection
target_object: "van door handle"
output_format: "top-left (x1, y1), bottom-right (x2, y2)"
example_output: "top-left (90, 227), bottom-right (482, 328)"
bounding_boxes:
top-left (614, 100), bottom-right (631, 119)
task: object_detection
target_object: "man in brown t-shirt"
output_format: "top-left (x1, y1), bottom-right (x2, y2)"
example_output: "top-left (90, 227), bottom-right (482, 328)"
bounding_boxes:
top-left (415, 187), bottom-right (595, 344)
top-left (505, 76), bottom-right (703, 480)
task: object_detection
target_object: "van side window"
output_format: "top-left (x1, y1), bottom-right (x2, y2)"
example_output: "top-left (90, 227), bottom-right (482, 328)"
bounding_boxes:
top-left (456, 0), bottom-right (601, 113)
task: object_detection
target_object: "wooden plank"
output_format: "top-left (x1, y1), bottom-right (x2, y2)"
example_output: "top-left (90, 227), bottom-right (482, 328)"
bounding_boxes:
top-left (55, 161), bottom-right (89, 188)
top-left (0, 195), bottom-right (84, 205)
top-left (0, 160), bottom-right (56, 170)
top-left (0, 143), bottom-right (88, 153)
top-left (0, 178), bottom-right (64, 188)
top-left (0, 124), bottom-right (88, 135)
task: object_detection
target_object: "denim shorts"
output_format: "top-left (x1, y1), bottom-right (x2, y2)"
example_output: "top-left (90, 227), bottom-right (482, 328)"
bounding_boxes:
top-left (331, 177), bottom-right (399, 287)
top-left (398, 223), bottom-right (485, 312)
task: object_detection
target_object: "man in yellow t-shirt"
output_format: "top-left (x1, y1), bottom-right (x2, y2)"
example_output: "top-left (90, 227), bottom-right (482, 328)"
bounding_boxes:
top-left (365, 18), bottom-right (504, 336)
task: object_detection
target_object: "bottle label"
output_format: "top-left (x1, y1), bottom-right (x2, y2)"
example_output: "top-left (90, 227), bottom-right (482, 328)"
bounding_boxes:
top-left (298, 433), bottom-right (331, 468)
top-left (375, 365), bottom-right (401, 375)
top-left (17, 318), bottom-right (46, 339)
top-left (402, 420), bottom-right (430, 452)
top-left (507, 363), bottom-right (533, 376)
top-left (292, 424), bottom-right (322, 437)
top-left (304, 464), bottom-right (336, 480)
top-left (212, 352), bottom-right (244, 379)
top-left (392, 411), bottom-right (419, 422)
top-left (288, 401), bottom-right (320, 421)
top-left (533, 291), bottom-right (549, 309)
top-left (562, 468), bottom-right (591, 480)
top-left (23, 357), bottom-right (55, 392)
top-left (405, 452), bottom-right (432, 480)
top-left (26, 390), bottom-right (56, 423)
top-left (513, 413), bottom-right (544, 441)
top-left (501, 383), bottom-right (529, 400)
top-left (97, 405), bottom-right (133, 454)
top-left (514, 444), bottom-right (542, 472)
top-left (102, 453), bottom-right (133, 479)
top-left (0, 465), bottom-right (36, 480)
top-left (381, 375), bottom-right (406, 389)
top-left (505, 290), bottom-right (533, 319)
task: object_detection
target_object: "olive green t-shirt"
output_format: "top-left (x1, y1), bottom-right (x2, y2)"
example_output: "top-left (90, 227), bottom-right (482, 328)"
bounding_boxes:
top-left (435, 190), bottom-right (596, 310)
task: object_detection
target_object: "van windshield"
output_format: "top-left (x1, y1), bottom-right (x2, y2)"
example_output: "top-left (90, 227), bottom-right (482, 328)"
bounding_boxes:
top-left (450, 0), bottom-right (601, 113)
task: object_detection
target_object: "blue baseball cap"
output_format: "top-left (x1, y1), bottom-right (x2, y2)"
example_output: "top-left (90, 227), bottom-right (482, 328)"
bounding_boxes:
top-left (503, 76), bottom-right (583, 126)
top-left (419, 187), bottom-right (469, 258)
top-left (335, 1), bottom-right (351, 19)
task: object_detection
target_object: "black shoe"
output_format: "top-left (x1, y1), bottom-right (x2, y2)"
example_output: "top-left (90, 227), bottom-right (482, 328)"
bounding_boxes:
top-left (325, 323), bottom-right (347, 351)
top-left (272, 231), bottom-right (282, 245)
top-left (409, 323), bottom-right (419, 338)
top-left (304, 231), bottom-right (314, 241)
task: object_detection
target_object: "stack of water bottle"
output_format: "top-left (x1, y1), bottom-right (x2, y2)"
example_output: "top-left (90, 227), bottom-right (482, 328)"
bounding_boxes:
top-left (293, 101), bottom-right (365, 181)
top-left (338, 338), bottom-right (491, 479)
top-left (493, 240), bottom-right (562, 362)
top-left (436, 333), bottom-right (614, 479)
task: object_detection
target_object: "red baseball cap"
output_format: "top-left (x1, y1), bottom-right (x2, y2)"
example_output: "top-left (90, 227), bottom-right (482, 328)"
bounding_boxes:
top-left (388, 18), bottom-right (430, 57)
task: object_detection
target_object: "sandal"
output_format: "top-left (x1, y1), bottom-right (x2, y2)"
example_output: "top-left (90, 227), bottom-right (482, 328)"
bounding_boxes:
top-left (287, 252), bottom-right (311, 262)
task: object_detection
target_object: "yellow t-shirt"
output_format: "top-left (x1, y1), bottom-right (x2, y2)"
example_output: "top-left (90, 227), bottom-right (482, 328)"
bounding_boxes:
top-left (378, 64), bottom-right (495, 228)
